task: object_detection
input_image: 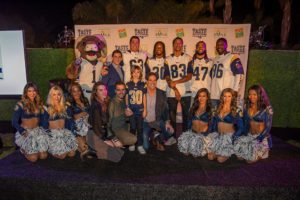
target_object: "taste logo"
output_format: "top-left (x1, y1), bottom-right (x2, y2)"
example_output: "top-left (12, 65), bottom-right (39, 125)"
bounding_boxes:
top-left (231, 45), bottom-right (245, 54)
top-left (176, 28), bottom-right (184, 37)
top-left (192, 28), bottom-right (207, 38)
top-left (118, 29), bottom-right (127, 39)
top-left (134, 28), bottom-right (149, 39)
top-left (77, 29), bottom-right (92, 37)
top-left (115, 45), bottom-right (129, 53)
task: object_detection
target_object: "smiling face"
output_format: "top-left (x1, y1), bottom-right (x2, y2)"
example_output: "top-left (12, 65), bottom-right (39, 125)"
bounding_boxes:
top-left (222, 91), bottom-right (233, 105)
top-left (115, 84), bottom-right (126, 100)
top-left (248, 89), bottom-right (258, 105)
top-left (173, 38), bottom-right (183, 52)
top-left (147, 74), bottom-right (157, 90)
top-left (112, 52), bottom-right (123, 65)
top-left (71, 85), bottom-right (82, 101)
top-left (155, 43), bottom-right (164, 57)
top-left (198, 91), bottom-right (208, 105)
top-left (130, 38), bottom-right (140, 52)
top-left (96, 84), bottom-right (108, 100)
top-left (216, 39), bottom-right (227, 55)
top-left (52, 90), bottom-right (62, 105)
top-left (26, 87), bottom-right (37, 101)
top-left (84, 43), bottom-right (99, 61)
top-left (196, 42), bottom-right (206, 55)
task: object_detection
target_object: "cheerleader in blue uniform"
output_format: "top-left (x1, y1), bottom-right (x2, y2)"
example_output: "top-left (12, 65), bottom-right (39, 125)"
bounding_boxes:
top-left (207, 88), bottom-right (243, 163)
top-left (177, 88), bottom-right (213, 157)
top-left (66, 82), bottom-right (91, 156)
top-left (12, 82), bottom-right (49, 162)
top-left (42, 86), bottom-right (78, 159)
top-left (234, 85), bottom-right (273, 163)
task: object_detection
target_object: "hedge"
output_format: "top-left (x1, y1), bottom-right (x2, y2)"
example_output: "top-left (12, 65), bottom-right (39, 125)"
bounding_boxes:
top-left (0, 49), bottom-right (299, 128)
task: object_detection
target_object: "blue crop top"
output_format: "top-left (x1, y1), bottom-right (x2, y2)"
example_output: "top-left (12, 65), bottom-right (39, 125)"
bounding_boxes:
top-left (244, 106), bottom-right (273, 147)
top-left (188, 111), bottom-right (212, 134)
top-left (211, 109), bottom-right (244, 138)
top-left (11, 102), bottom-right (42, 135)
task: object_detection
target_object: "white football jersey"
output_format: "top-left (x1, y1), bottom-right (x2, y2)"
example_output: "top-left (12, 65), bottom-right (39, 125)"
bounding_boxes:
top-left (78, 58), bottom-right (103, 91)
top-left (190, 58), bottom-right (213, 97)
top-left (210, 52), bottom-right (244, 100)
top-left (146, 57), bottom-right (167, 91)
top-left (123, 50), bottom-right (148, 83)
top-left (165, 53), bottom-right (192, 97)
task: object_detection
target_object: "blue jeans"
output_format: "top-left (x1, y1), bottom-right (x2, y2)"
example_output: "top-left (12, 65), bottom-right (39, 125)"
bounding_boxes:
top-left (142, 120), bottom-right (172, 150)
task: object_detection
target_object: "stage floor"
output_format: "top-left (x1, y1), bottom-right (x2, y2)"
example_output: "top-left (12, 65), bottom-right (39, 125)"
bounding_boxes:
top-left (0, 136), bottom-right (300, 199)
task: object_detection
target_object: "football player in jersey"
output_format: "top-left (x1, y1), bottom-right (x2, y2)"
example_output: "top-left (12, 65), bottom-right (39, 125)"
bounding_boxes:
top-left (189, 41), bottom-right (212, 105)
top-left (164, 37), bottom-right (193, 138)
top-left (123, 36), bottom-right (148, 83)
top-left (125, 66), bottom-right (147, 154)
top-left (145, 41), bottom-right (167, 91)
top-left (210, 38), bottom-right (244, 108)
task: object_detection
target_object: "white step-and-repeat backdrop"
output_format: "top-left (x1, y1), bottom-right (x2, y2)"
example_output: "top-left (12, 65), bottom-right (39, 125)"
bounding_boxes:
top-left (74, 24), bottom-right (251, 99)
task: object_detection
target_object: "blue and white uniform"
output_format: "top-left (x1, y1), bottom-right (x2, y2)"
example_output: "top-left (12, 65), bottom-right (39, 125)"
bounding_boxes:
top-left (145, 57), bottom-right (167, 91)
top-left (210, 53), bottom-right (244, 100)
top-left (164, 53), bottom-right (193, 97)
top-left (177, 111), bottom-right (213, 157)
top-left (234, 106), bottom-right (273, 161)
top-left (126, 81), bottom-right (147, 115)
top-left (42, 107), bottom-right (78, 155)
top-left (123, 50), bottom-right (148, 83)
top-left (12, 102), bottom-right (49, 154)
top-left (189, 57), bottom-right (213, 98)
top-left (208, 109), bottom-right (244, 157)
top-left (66, 101), bottom-right (91, 137)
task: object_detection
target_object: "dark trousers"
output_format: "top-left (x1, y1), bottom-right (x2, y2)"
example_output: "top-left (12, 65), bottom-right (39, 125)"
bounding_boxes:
top-left (129, 114), bottom-right (143, 146)
top-left (167, 96), bottom-right (191, 137)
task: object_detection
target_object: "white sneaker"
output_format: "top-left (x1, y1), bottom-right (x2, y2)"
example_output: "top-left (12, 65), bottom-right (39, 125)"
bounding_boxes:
top-left (137, 146), bottom-right (146, 155)
top-left (164, 137), bottom-right (177, 146)
top-left (129, 145), bottom-right (135, 151)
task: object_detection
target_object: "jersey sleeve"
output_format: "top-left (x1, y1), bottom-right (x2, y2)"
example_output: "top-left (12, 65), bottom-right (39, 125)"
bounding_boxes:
top-left (230, 55), bottom-right (244, 75)
top-left (163, 61), bottom-right (170, 78)
top-left (187, 60), bottom-right (194, 74)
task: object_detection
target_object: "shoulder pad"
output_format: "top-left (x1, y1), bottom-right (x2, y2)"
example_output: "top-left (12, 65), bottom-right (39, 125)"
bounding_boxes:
top-left (230, 54), bottom-right (240, 62)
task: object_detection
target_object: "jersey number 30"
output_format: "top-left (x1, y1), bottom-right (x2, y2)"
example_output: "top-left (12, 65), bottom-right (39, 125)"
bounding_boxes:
top-left (129, 90), bottom-right (143, 104)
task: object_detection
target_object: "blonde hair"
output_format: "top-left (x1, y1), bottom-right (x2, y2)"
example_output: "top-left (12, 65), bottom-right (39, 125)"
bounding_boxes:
top-left (130, 66), bottom-right (143, 81)
top-left (46, 86), bottom-right (66, 117)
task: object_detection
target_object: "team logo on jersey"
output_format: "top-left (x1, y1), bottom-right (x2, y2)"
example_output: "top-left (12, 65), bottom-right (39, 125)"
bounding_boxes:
top-left (235, 28), bottom-right (244, 38)
top-left (118, 29), bottom-right (127, 38)
top-left (192, 28), bottom-right (207, 38)
top-left (77, 29), bottom-right (92, 37)
top-left (176, 28), bottom-right (184, 37)
top-left (155, 28), bottom-right (168, 37)
top-left (214, 29), bottom-right (226, 39)
top-left (115, 45), bottom-right (129, 53)
top-left (231, 45), bottom-right (245, 54)
top-left (98, 29), bottom-right (111, 38)
top-left (135, 28), bottom-right (149, 39)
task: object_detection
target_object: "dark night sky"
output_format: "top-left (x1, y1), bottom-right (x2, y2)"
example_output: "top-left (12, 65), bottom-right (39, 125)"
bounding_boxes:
top-left (1, 0), bottom-right (299, 46)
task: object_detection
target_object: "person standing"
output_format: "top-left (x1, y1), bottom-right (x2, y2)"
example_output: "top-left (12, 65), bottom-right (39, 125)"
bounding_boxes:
top-left (123, 36), bottom-right (148, 83)
top-left (164, 37), bottom-right (193, 139)
top-left (210, 38), bottom-right (244, 108)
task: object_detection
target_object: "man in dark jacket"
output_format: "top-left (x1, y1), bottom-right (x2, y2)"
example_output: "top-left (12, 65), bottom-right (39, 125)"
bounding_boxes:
top-left (143, 72), bottom-right (174, 151)
top-left (102, 50), bottom-right (124, 98)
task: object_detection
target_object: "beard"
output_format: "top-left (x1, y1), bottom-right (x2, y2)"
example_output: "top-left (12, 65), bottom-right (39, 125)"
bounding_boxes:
top-left (196, 50), bottom-right (206, 56)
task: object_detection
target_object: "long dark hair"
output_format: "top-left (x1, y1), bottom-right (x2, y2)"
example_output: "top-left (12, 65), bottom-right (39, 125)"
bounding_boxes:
top-left (152, 41), bottom-right (166, 59)
top-left (21, 82), bottom-right (43, 114)
top-left (67, 82), bottom-right (89, 107)
top-left (190, 88), bottom-right (211, 116)
top-left (246, 84), bottom-right (271, 111)
top-left (91, 81), bottom-right (110, 112)
top-left (193, 41), bottom-right (208, 60)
